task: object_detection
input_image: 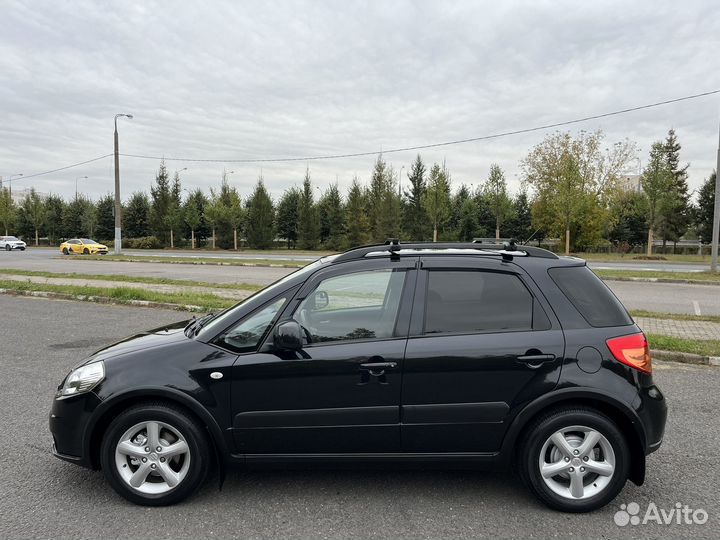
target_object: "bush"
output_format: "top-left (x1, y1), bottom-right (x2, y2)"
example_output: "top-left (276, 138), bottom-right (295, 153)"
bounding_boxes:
top-left (128, 236), bottom-right (163, 249)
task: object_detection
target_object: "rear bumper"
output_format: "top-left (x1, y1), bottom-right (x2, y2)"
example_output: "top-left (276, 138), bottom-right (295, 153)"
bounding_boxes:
top-left (638, 384), bottom-right (667, 455)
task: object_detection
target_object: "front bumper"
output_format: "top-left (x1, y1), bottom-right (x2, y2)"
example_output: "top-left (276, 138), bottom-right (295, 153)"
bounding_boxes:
top-left (49, 391), bottom-right (102, 469)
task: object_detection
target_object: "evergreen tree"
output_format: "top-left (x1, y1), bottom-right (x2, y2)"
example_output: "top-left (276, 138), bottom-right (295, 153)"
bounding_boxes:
top-left (345, 177), bottom-right (370, 248)
top-left (505, 191), bottom-right (533, 242)
top-left (318, 183), bottom-right (345, 250)
top-left (640, 141), bottom-right (674, 256)
top-left (423, 162), bottom-right (452, 242)
top-left (276, 187), bottom-right (301, 249)
top-left (659, 128), bottom-right (691, 251)
top-left (182, 189), bottom-right (206, 249)
top-left (150, 161), bottom-right (172, 244)
top-left (95, 194), bottom-right (115, 241)
top-left (163, 172), bottom-right (184, 248)
top-left (124, 191), bottom-right (151, 238)
top-left (18, 189), bottom-right (46, 245)
top-left (457, 197), bottom-right (478, 241)
top-left (696, 171), bottom-right (716, 244)
top-left (403, 155), bottom-right (429, 241)
top-left (0, 187), bottom-right (16, 236)
top-left (245, 178), bottom-right (275, 249)
top-left (44, 194), bottom-right (65, 244)
top-left (448, 184), bottom-right (471, 240)
top-left (607, 189), bottom-right (648, 249)
top-left (368, 156), bottom-right (401, 242)
top-left (297, 169), bottom-right (320, 249)
top-left (483, 164), bottom-right (514, 240)
top-left (62, 196), bottom-right (93, 238)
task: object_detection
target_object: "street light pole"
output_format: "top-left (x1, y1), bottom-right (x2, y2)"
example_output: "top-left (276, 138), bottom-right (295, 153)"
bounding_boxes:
top-left (113, 113), bottom-right (133, 254)
top-left (6, 173), bottom-right (23, 196)
top-left (711, 120), bottom-right (720, 272)
top-left (398, 165), bottom-right (405, 197)
top-left (75, 175), bottom-right (88, 199)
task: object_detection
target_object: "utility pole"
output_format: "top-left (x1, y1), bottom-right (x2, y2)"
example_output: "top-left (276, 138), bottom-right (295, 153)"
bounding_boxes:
top-left (711, 120), bottom-right (720, 272)
top-left (113, 114), bottom-right (133, 254)
top-left (75, 175), bottom-right (88, 199)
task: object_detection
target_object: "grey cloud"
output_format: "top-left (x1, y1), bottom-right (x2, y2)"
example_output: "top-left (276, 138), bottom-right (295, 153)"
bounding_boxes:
top-left (1, 0), bottom-right (718, 201)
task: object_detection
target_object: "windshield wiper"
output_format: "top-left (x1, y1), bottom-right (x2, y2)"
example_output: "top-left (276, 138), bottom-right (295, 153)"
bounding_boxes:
top-left (184, 313), bottom-right (214, 336)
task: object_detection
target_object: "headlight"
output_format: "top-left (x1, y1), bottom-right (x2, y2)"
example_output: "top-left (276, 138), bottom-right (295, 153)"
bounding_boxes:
top-left (59, 361), bottom-right (105, 397)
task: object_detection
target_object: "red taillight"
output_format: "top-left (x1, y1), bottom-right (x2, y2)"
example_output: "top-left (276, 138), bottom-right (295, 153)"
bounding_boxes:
top-left (606, 333), bottom-right (652, 374)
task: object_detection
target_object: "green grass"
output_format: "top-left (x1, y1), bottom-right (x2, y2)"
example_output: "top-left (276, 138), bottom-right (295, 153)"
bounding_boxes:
top-left (595, 269), bottom-right (720, 283)
top-left (647, 333), bottom-right (720, 357)
top-left (0, 268), bottom-right (262, 291)
top-left (575, 252), bottom-right (710, 263)
top-left (0, 279), bottom-right (236, 311)
top-left (69, 255), bottom-right (308, 267)
top-left (630, 310), bottom-right (720, 324)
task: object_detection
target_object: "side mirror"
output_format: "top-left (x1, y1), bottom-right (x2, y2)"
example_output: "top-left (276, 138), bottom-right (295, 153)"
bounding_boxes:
top-left (311, 290), bottom-right (329, 310)
top-left (273, 320), bottom-right (303, 350)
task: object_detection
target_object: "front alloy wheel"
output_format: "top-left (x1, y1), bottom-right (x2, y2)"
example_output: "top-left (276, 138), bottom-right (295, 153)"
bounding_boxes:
top-left (519, 407), bottom-right (630, 513)
top-left (100, 403), bottom-right (210, 506)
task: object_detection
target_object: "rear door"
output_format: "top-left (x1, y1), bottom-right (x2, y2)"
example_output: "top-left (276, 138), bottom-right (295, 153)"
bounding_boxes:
top-left (401, 256), bottom-right (565, 453)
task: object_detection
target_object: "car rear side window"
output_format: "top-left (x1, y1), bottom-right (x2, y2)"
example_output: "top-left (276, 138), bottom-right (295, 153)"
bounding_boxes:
top-left (548, 266), bottom-right (632, 327)
top-left (424, 270), bottom-right (548, 334)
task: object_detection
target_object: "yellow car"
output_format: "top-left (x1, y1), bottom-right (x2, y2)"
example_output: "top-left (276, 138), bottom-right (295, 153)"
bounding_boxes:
top-left (60, 238), bottom-right (109, 255)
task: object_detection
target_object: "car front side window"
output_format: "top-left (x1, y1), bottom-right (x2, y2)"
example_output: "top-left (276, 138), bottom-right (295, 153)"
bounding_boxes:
top-left (293, 269), bottom-right (407, 344)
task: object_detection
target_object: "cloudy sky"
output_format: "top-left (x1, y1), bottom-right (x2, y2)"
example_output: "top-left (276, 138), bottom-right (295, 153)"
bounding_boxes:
top-left (1, 0), bottom-right (719, 202)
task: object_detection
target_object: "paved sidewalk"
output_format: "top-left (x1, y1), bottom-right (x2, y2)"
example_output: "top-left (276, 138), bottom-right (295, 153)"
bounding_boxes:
top-left (635, 316), bottom-right (720, 341)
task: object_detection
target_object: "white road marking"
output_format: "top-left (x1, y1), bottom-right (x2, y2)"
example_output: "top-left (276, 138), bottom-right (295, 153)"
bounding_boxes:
top-left (693, 300), bottom-right (702, 316)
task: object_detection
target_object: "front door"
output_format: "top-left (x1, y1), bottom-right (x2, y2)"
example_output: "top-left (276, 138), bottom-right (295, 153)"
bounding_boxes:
top-left (401, 257), bottom-right (565, 453)
top-left (229, 258), bottom-right (417, 454)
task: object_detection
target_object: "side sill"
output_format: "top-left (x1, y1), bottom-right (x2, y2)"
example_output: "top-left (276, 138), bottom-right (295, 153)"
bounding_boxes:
top-left (234, 452), bottom-right (500, 467)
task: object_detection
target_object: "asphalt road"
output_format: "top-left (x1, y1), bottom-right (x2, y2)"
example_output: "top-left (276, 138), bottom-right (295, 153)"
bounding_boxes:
top-left (1, 295), bottom-right (718, 539)
top-left (1, 250), bottom-right (719, 315)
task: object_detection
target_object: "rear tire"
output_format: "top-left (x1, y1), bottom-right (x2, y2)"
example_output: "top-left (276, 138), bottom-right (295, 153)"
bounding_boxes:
top-left (519, 407), bottom-right (630, 513)
top-left (100, 403), bottom-right (210, 506)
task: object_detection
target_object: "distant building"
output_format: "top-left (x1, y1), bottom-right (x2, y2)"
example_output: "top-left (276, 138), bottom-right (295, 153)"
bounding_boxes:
top-left (616, 174), bottom-right (642, 192)
top-left (9, 188), bottom-right (49, 205)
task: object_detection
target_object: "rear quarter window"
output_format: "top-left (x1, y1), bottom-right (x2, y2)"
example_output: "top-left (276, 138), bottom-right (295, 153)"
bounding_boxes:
top-left (548, 266), bottom-right (632, 328)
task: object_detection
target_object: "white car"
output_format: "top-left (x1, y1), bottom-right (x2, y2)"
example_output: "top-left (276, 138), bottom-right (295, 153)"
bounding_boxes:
top-left (0, 236), bottom-right (27, 251)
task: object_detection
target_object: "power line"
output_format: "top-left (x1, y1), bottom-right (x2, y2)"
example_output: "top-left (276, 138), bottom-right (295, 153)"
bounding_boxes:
top-left (12, 154), bottom-right (113, 182)
top-left (120, 89), bottom-right (720, 163)
top-left (8, 88), bottom-right (720, 181)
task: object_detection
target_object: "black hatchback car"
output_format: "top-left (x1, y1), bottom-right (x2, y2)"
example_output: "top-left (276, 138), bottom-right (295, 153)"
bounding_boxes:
top-left (50, 241), bottom-right (666, 512)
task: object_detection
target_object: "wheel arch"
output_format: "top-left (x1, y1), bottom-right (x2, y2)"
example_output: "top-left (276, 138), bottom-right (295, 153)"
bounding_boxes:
top-left (502, 388), bottom-right (647, 486)
top-left (84, 387), bottom-right (229, 471)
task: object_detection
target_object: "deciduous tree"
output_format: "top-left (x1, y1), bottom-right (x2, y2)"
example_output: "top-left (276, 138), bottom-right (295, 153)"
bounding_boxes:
top-left (423, 162), bottom-right (451, 242)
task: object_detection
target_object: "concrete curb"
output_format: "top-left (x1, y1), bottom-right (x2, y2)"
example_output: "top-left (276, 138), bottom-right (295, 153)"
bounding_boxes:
top-left (604, 276), bottom-right (720, 286)
top-left (0, 288), bottom-right (206, 313)
top-left (651, 349), bottom-right (720, 367)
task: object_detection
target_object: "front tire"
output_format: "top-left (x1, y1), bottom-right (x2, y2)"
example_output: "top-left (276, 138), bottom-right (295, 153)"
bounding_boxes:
top-left (83, 248), bottom-right (89, 255)
top-left (519, 407), bottom-right (630, 513)
top-left (62, 247), bottom-right (69, 255)
top-left (100, 403), bottom-right (210, 506)
top-left (4, 244), bottom-right (10, 251)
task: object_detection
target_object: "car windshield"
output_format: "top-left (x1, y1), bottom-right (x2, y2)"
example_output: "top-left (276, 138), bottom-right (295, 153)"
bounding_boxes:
top-left (195, 255), bottom-right (336, 339)
top-left (80, 239), bottom-right (99, 244)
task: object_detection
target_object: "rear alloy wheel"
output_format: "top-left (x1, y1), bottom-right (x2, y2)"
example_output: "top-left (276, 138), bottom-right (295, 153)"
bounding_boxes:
top-left (100, 403), bottom-right (210, 506)
top-left (519, 408), bottom-right (630, 512)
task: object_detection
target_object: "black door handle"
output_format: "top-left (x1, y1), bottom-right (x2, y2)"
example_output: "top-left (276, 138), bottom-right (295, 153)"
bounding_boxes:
top-left (516, 354), bottom-right (555, 367)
